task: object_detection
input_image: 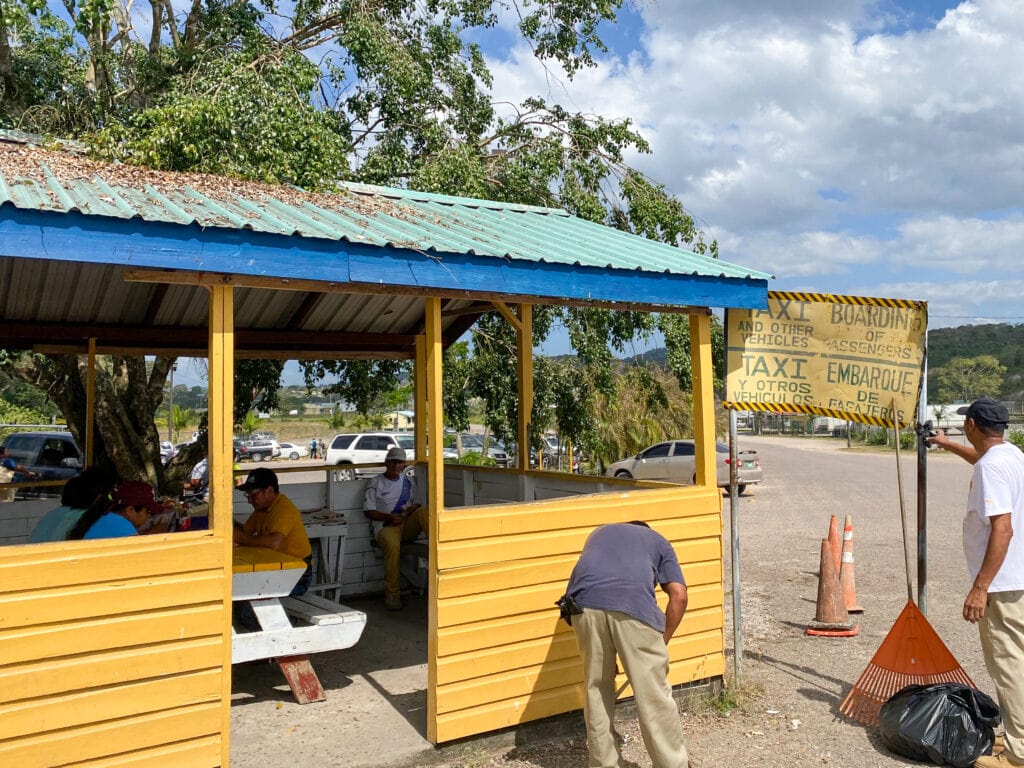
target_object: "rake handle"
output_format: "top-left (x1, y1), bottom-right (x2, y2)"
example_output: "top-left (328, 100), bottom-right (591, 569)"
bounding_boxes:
top-left (893, 399), bottom-right (914, 602)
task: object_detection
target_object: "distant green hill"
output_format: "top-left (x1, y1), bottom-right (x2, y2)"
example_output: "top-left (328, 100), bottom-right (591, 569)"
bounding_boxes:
top-left (926, 323), bottom-right (1024, 399)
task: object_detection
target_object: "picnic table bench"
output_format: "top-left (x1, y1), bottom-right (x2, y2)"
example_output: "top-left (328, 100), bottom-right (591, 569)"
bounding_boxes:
top-left (232, 546), bottom-right (367, 703)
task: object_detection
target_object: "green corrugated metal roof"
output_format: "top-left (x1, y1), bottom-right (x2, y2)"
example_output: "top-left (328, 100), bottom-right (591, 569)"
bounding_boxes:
top-left (0, 141), bottom-right (772, 281)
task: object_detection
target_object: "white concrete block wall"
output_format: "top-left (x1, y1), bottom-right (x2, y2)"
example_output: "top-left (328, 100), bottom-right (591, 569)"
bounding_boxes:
top-left (0, 498), bottom-right (65, 546)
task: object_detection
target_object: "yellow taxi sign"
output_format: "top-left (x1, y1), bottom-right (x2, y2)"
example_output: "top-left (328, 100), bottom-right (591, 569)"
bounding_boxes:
top-left (724, 292), bottom-right (927, 428)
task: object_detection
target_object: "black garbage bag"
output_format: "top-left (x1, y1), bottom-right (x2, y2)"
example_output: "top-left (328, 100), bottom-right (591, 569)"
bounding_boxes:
top-left (878, 682), bottom-right (1001, 767)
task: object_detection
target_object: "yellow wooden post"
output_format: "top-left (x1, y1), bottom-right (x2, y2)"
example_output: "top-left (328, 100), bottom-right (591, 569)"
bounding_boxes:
top-left (208, 284), bottom-right (235, 765)
top-left (424, 296), bottom-right (443, 743)
top-left (690, 312), bottom-right (717, 488)
top-left (85, 338), bottom-right (96, 465)
top-left (415, 335), bottom-right (427, 463)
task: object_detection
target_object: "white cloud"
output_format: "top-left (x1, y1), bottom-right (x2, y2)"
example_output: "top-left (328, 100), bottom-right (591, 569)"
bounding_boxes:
top-left (483, 0), bottom-right (1024, 324)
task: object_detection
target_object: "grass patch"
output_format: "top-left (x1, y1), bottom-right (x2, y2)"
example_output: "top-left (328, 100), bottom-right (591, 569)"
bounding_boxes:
top-left (702, 679), bottom-right (763, 717)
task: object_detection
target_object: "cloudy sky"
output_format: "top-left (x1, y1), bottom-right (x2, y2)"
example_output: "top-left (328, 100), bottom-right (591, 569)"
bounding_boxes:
top-left (485, 0), bottom-right (1023, 334)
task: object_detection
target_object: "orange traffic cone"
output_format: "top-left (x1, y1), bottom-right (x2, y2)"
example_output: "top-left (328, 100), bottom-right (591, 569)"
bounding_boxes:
top-left (827, 514), bottom-right (841, 575)
top-left (839, 514), bottom-right (863, 613)
top-left (807, 538), bottom-right (859, 637)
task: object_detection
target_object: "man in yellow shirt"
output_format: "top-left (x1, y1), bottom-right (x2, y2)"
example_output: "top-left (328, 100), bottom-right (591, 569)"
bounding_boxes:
top-left (235, 467), bottom-right (312, 595)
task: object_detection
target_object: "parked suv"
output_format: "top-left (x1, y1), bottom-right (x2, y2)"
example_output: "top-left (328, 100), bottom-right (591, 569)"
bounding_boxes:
top-left (1, 431), bottom-right (83, 482)
top-left (241, 438), bottom-right (280, 462)
top-left (325, 432), bottom-right (415, 479)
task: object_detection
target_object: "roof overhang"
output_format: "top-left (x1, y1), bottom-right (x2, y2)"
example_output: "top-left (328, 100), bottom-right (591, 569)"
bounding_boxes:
top-left (0, 206), bottom-right (768, 356)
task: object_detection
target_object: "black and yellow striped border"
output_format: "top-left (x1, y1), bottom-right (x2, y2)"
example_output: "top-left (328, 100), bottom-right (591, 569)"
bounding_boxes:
top-left (723, 402), bottom-right (911, 429)
top-left (765, 290), bottom-right (927, 310)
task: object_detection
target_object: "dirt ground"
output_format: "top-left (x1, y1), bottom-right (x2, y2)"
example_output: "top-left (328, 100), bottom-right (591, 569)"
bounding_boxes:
top-left (422, 435), bottom-right (986, 768)
top-left (233, 435), bottom-right (991, 768)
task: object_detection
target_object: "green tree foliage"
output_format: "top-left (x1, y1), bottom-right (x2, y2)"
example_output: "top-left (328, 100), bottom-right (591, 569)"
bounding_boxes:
top-left (658, 314), bottom-right (726, 393)
top-left (933, 355), bottom-right (1006, 404)
top-left (171, 404), bottom-right (192, 442)
top-left (2, 0), bottom-right (719, 479)
top-left (0, 399), bottom-right (50, 440)
top-left (588, 366), bottom-right (693, 471)
top-left (927, 323), bottom-right (1024, 400)
top-left (239, 411), bottom-right (260, 436)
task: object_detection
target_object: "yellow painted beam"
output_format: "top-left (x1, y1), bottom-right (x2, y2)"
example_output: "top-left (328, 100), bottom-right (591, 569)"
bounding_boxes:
top-left (0, 605), bottom-right (223, 666)
top-left (491, 300), bottom-right (522, 332)
top-left (0, 537), bottom-right (225, 592)
top-left (690, 313), bottom-right (717, 489)
top-left (0, 573), bottom-right (223, 630)
top-left (206, 283), bottom-right (235, 768)
top-left (424, 295), bottom-right (444, 744)
top-left (1, 638), bottom-right (221, 702)
top-left (0, 702), bottom-right (220, 768)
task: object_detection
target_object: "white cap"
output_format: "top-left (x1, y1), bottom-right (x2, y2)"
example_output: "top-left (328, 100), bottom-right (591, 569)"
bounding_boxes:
top-left (385, 447), bottom-right (408, 462)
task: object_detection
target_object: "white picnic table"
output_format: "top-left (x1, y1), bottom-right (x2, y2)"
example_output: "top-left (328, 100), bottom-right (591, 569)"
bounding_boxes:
top-left (231, 546), bottom-right (366, 703)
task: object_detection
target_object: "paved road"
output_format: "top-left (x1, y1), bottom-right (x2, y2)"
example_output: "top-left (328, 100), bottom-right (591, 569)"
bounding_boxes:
top-left (732, 434), bottom-right (979, 661)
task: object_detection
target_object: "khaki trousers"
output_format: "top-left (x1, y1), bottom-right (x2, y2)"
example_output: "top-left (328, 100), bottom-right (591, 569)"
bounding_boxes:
top-left (573, 608), bottom-right (689, 768)
top-left (980, 590), bottom-right (1024, 764)
top-left (376, 507), bottom-right (429, 599)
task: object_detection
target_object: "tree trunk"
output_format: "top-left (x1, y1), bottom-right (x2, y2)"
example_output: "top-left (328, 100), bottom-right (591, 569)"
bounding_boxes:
top-left (8, 352), bottom-right (199, 495)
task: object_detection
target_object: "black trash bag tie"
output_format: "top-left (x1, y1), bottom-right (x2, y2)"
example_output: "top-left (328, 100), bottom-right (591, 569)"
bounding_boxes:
top-left (878, 682), bottom-right (1001, 768)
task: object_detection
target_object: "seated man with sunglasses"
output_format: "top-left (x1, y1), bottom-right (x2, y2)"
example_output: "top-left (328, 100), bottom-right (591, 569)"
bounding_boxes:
top-left (234, 467), bottom-right (313, 597)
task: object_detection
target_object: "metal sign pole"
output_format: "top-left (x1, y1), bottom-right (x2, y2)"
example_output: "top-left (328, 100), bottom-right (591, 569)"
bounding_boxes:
top-left (917, 333), bottom-right (929, 615)
top-left (728, 410), bottom-right (743, 681)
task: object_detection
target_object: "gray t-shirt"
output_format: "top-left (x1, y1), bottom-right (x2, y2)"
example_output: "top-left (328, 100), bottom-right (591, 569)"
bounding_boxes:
top-left (566, 523), bottom-right (685, 632)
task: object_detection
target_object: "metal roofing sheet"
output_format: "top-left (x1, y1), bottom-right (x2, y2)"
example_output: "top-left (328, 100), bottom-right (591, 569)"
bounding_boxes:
top-left (0, 143), bottom-right (771, 282)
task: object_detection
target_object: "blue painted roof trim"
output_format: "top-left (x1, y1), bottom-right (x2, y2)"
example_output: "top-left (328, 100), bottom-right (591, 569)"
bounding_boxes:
top-left (0, 206), bottom-right (769, 310)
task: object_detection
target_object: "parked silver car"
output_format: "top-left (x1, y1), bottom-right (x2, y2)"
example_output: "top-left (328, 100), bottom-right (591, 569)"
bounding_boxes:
top-left (606, 439), bottom-right (762, 494)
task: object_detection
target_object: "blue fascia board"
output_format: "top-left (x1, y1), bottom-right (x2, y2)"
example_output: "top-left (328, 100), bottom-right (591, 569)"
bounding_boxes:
top-left (0, 206), bottom-right (769, 310)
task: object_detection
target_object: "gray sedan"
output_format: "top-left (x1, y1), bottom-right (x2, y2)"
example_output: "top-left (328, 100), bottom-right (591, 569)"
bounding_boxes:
top-left (606, 439), bottom-right (762, 494)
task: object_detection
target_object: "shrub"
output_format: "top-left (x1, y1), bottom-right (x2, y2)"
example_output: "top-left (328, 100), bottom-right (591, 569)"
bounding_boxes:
top-left (1009, 429), bottom-right (1024, 451)
top-left (866, 428), bottom-right (889, 446)
top-left (899, 431), bottom-right (916, 450)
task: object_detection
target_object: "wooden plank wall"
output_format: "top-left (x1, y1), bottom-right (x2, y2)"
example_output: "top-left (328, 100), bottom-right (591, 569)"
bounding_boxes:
top-left (0, 534), bottom-right (226, 767)
top-left (432, 484), bottom-right (725, 743)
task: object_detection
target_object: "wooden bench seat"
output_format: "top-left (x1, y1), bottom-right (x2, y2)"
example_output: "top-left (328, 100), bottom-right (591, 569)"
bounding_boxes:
top-left (231, 596), bottom-right (367, 664)
top-left (283, 593), bottom-right (366, 627)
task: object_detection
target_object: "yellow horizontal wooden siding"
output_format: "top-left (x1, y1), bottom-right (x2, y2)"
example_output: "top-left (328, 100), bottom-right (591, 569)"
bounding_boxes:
top-left (0, 535), bottom-right (227, 767)
top-left (432, 486), bottom-right (725, 744)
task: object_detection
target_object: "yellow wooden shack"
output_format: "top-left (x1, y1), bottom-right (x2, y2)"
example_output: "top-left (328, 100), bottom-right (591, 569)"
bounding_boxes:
top-left (0, 138), bottom-right (770, 765)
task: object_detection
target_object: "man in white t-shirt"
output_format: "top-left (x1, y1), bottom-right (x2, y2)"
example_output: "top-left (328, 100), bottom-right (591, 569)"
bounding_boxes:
top-left (363, 446), bottom-right (428, 610)
top-left (929, 398), bottom-right (1024, 767)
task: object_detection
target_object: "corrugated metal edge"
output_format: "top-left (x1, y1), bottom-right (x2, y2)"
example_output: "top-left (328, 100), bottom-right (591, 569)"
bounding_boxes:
top-left (0, 151), bottom-right (773, 282)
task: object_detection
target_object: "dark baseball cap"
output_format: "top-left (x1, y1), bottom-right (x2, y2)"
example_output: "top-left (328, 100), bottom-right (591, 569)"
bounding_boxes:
top-left (957, 398), bottom-right (1009, 429)
top-left (237, 467), bottom-right (278, 492)
top-left (111, 481), bottom-right (163, 514)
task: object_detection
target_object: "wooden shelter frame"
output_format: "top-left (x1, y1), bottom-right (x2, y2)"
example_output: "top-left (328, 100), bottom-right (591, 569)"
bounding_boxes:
top-left (0, 153), bottom-right (768, 764)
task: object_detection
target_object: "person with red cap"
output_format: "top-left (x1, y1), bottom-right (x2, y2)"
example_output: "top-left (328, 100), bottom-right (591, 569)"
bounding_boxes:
top-left (69, 480), bottom-right (164, 539)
